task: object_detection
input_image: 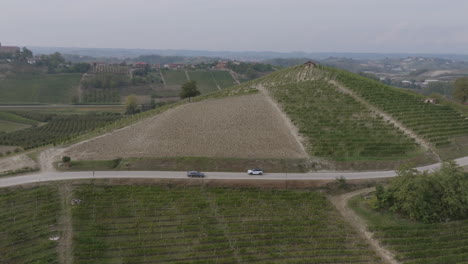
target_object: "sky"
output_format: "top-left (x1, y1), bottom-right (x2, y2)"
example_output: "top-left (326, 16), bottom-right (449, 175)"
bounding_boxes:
top-left (1, 0), bottom-right (468, 54)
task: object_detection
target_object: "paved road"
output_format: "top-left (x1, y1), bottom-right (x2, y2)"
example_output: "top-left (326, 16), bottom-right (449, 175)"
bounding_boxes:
top-left (1, 156), bottom-right (467, 188)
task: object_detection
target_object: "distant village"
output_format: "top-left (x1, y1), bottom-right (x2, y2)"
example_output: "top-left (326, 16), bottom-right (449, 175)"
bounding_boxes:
top-left (0, 42), bottom-right (243, 75)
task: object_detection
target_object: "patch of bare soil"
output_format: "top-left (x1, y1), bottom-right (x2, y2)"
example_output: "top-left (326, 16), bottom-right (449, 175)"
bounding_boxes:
top-left (0, 154), bottom-right (38, 174)
top-left (329, 188), bottom-right (399, 264)
top-left (64, 93), bottom-right (308, 160)
top-left (39, 147), bottom-right (67, 172)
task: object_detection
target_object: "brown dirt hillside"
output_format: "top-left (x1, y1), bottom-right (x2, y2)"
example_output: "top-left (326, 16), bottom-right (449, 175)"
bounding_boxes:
top-left (64, 93), bottom-right (308, 160)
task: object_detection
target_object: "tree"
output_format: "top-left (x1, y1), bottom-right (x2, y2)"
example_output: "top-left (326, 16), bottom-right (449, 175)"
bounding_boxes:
top-left (453, 77), bottom-right (468, 103)
top-left (125, 95), bottom-right (138, 114)
top-left (180, 80), bottom-right (200, 102)
top-left (62, 156), bottom-right (71, 163)
top-left (372, 161), bottom-right (468, 223)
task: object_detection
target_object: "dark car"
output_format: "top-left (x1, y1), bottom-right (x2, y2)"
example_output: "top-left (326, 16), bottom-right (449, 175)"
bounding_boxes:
top-left (187, 171), bottom-right (205, 178)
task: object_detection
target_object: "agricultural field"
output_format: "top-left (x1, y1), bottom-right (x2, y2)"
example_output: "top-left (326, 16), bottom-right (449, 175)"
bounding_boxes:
top-left (265, 79), bottom-right (419, 161)
top-left (0, 186), bottom-right (60, 264)
top-left (0, 73), bottom-right (82, 104)
top-left (0, 105), bottom-right (125, 115)
top-left (212, 71), bottom-right (237, 88)
top-left (0, 113), bottom-right (121, 149)
top-left (161, 69), bottom-right (188, 86)
top-left (330, 68), bottom-right (468, 156)
top-left (0, 120), bottom-right (30, 133)
top-left (350, 195), bottom-right (468, 264)
top-left (64, 93), bottom-right (307, 160)
top-left (0, 111), bottom-right (39, 125)
top-left (72, 185), bottom-right (381, 264)
top-left (82, 89), bottom-right (121, 104)
top-left (187, 70), bottom-right (219, 94)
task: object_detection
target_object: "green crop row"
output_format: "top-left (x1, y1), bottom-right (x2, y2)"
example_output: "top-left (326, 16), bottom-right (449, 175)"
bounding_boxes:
top-left (71, 185), bottom-right (381, 263)
top-left (264, 77), bottom-right (418, 160)
top-left (0, 186), bottom-right (60, 264)
top-left (0, 114), bottom-right (121, 149)
top-left (330, 68), bottom-right (468, 146)
top-left (350, 195), bottom-right (468, 264)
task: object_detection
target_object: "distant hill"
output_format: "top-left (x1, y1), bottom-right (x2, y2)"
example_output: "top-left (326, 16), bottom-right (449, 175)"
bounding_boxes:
top-left (29, 46), bottom-right (468, 62)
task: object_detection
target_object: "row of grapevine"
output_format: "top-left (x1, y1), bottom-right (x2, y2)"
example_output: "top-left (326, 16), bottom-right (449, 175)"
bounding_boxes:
top-left (253, 69), bottom-right (419, 160)
top-left (82, 90), bottom-right (121, 103)
top-left (351, 196), bottom-right (468, 264)
top-left (0, 186), bottom-right (60, 264)
top-left (71, 185), bottom-right (381, 264)
top-left (331, 68), bottom-right (468, 147)
top-left (0, 114), bottom-right (121, 149)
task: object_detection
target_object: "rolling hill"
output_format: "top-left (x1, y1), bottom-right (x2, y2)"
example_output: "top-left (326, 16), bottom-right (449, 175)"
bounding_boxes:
top-left (59, 62), bottom-right (468, 171)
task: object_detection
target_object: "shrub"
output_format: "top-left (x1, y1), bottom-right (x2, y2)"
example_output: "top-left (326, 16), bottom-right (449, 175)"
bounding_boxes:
top-left (62, 156), bottom-right (71, 163)
top-left (373, 161), bottom-right (468, 223)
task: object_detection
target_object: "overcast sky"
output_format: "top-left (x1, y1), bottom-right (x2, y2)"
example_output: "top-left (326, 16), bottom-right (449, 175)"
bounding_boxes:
top-left (2, 0), bottom-right (468, 54)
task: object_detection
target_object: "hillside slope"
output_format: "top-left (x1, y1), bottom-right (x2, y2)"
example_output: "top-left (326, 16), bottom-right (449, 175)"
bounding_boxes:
top-left (242, 64), bottom-right (468, 164)
top-left (51, 63), bottom-right (468, 171)
top-left (64, 93), bottom-right (307, 160)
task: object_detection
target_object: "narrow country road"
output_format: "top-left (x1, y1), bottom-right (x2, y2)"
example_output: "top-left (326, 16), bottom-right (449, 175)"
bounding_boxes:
top-left (1, 155), bottom-right (467, 188)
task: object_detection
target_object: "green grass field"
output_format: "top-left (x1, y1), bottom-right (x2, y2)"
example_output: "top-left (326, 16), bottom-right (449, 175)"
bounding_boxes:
top-left (72, 185), bottom-right (380, 264)
top-left (0, 73), bottom-right (82, 104)
top-left (0, 186), bottom-right (60, 264)
top-left (350, 195), bottom-right (468, 264)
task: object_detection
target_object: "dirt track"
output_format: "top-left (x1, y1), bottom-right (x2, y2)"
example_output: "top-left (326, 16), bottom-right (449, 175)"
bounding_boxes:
top-left (330, 189), bottom-right (398, 264)
top-left (64, 94), bottom-right (308, 160)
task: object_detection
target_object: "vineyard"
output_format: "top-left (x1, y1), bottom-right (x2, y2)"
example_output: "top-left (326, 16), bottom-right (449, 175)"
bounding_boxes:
top-left (91, 64), bottom-right (131, 75)
top-left (82, 89), bottom-right (121, 104)
top-left (0, 111), bottom-right (39, 126)
top-left (237, 64), bottom-right (468, 160)
top-left (72, 185), bottom-right (380, 264)
top-left (350, 195), bottom-right (468, 264)
top-left (244, 65), bottom-right (420, 160)
top-left (0, 114), bottom-right (121, 149)
top-left (330, 68), bottom-right (468, 148)
top-left (161, 69), bottom-right (188, 86)
top-left (0, 73), bottom-right (82, 104)
top-left (187, 70), bottom-right (220, 94)
top-left (211, 71), bottom-right (237, 88)
top-left (0, 186), bottom-right (60, 264)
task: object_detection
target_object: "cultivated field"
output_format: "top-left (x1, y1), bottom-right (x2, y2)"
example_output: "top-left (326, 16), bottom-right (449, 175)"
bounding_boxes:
top-left (331, 68), bottom-right (468, 157)
top-left (64, 93), bottom-right (307, 160)
top-left (212, 71), bottom-right (237, 88)
top-left (161, 70), bottom-right (187, 86)
top-left (187, 70), bottom-right (219, 94)
top-left (0, 114), bottom-right (121, 150)
top-left (72, 185), bottom-right (381, 263)
top-left (265, 79), bottom-right (419, 160)
top-left (0, 121), bottom-right (30, 133)
top-left (0, 73), bottom-right (82, 104)
top-left (0, 186), bottom-right (60, 264)
top-left (350, 195), bottom-right (468, 264)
